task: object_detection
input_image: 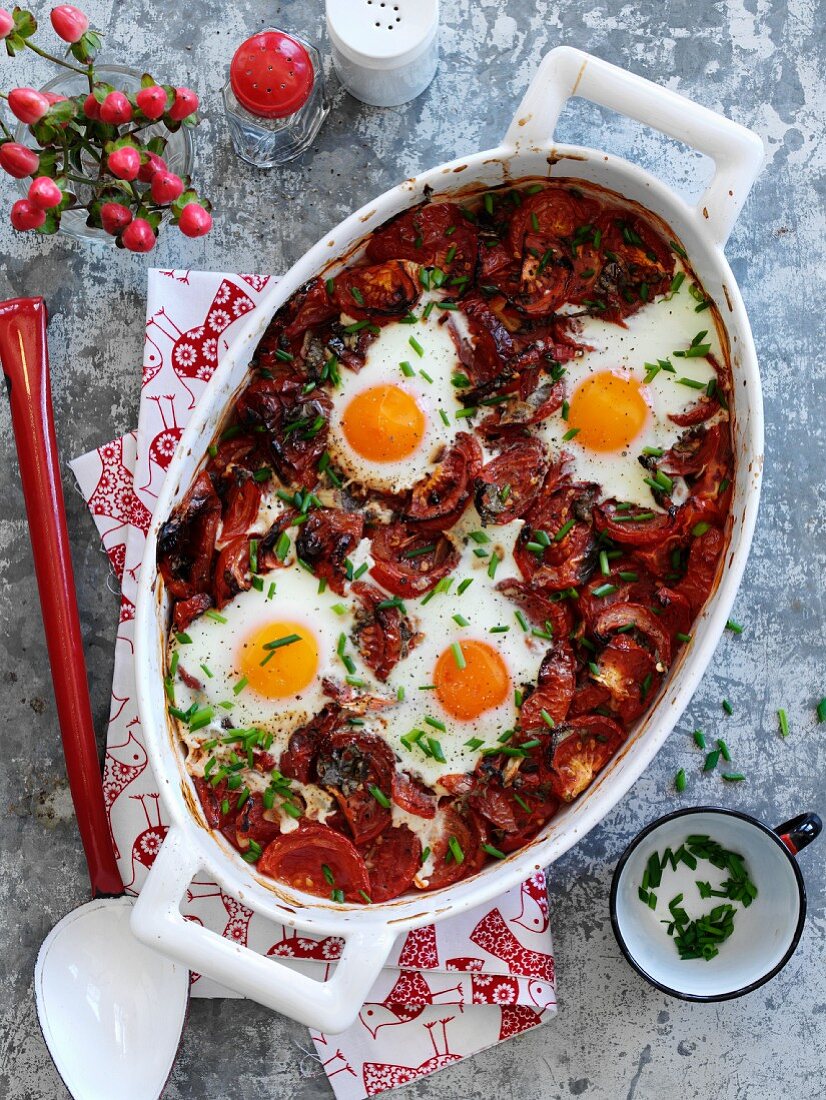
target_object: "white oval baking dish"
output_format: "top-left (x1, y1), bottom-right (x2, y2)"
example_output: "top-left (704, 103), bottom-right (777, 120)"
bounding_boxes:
top-left (132, 47), bottom-right (765, 1033)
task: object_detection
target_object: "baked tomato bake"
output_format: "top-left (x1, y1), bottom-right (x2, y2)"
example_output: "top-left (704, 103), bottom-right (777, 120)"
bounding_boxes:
top-left (158, 180), bottom-right (733, 904)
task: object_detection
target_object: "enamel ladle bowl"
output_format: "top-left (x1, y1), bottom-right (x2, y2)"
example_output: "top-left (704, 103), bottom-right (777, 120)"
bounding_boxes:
top-left (0, 297), bottom-right (189, 1100)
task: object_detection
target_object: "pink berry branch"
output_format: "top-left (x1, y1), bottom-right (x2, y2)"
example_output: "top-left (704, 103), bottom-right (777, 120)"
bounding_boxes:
top-left (0, 5), bottom-right (213, 249)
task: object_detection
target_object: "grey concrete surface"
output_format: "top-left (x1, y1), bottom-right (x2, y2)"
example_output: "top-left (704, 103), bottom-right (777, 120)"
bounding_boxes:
top-left (1, 2), bottom-right (823, 1098)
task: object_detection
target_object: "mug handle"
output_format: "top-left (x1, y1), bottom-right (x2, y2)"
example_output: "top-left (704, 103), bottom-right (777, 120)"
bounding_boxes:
top-left (774, 812), bottom-right (822, 855)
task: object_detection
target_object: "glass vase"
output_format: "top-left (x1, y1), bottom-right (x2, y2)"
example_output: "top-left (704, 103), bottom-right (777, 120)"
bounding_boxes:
top-left (14, 64), bottom-right (194, 245)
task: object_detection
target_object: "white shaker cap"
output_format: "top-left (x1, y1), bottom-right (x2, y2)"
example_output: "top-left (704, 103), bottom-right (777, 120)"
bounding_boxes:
top-left (326, 0), bottom-right (439, 106)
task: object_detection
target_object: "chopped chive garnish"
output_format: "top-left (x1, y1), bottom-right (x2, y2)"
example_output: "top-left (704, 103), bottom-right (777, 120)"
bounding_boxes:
top-left (703, 750), bottom-right (720, 771)
top-left (399, 360), bottom-right (415, 377)
top-left (447, 835), bottom-right (465, 864)
top-left (428, 738), bottom-right (446, 763)
top-left (725, 619), bottom-right (743, 634)
top-left (402, 543), bottom-right (436, 559)
top-left (693, 729), bottom-right (706, 749)
top-left (554, 518), bottom-right (575, 542)
top-left (322, 863), bottom-right (335, 886)
top-left (409, 335), bottom-right (424, 357)
top-left (421, 846), bottom-right (431, 864)
top-left (515, 610), bottom-right (528, 632)
top-left (817, 698), bottom-right (826, 723)
top-left (487, 552), bottom-right (501, 579)
top-left (425, 716), bottom-right (446, 732)
top-left (482, 843), bottom-right (506, 859)
top-left (233, 676), bottom-right (248, 695)
top-left (451, 641), bottom-right (466, 669)
top-left (722, 698), bottom-right (733, 715)
top-left (675, 768), bottom-right (687, 792)
top-left (540, 709), bottom-right (555, 728)
top-left (778, 709), bottom-right (789, 737)
top-left (205, 610), bottom-right (227, 624)
top-left (722, 773), bottom-right (746, 782)
top-left (200, 663), bottom-right (213, 679)
top-left (457, 578), bottom-right (473, 594)
top-left (439, 409), bottom-right (450, 426)
top-left (368, 784), bottom-right (391, 809)
top-left (452, 613), bottom-right (470, 627)
top-left (717, 738), bottom-right (731, 762)
top-left (676, 632), bottom-right (692, 643)
top-left (593, 583), bottom-right (619, 598)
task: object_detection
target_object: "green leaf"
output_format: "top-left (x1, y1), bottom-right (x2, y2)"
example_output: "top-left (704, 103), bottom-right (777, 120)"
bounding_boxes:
top-left (146, 135), bottom-right (168, 156)
top-left (93, 83), bottom-right (115, 104)
top-left (6, 32), bottom-right (25, 55)
top-left (13, 8), bottom-right (37, 38)
top-left (141, 73), bottom-right (157, 89)
top-left (35, 209), bottom-right (61, 235)
top-left (171, 188), bottom-right (198, 217)
top-left (37, 148), bottom-right (60, 177)
top-left (182, 114), bottom-right (199, 128)
top-left (47, 99), bottom-right (77, 125)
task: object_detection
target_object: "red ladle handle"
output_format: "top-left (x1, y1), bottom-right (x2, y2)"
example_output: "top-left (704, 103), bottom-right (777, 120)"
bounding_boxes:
top-left (0, 297), bottom-right (123, 897)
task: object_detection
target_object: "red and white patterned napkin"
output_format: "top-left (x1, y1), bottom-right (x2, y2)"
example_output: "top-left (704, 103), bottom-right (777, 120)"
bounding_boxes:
top-left (69, 269), bottom-right (556, 1098)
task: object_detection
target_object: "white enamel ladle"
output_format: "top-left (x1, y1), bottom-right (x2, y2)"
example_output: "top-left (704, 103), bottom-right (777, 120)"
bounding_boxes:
top-left (0, 297), bottom-right (189, 1099)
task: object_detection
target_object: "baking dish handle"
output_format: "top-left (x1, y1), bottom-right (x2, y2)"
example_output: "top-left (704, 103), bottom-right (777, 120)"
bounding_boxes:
top-left (503, 46), bottom-right (765, 248)
top-left (131, 827), bottom-right (396, 1033)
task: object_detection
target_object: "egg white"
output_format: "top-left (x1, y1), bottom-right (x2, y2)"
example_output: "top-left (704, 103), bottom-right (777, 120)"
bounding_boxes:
top-left (327, 307), bottom-right (465, 493)
top-left (538, 269), bottom-right (723, 508)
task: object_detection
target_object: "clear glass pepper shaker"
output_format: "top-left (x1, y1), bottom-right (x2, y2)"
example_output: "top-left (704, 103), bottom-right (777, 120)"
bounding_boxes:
top-left (222, 29), bottom-right (330, 167)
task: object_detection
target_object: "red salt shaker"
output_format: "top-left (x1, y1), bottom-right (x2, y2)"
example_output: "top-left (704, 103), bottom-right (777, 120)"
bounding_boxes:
top-left (223, 29), bottom-right (330, 167)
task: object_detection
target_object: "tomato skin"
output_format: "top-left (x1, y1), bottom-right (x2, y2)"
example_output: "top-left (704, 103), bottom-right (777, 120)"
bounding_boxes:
top-left (258, 822), bottom-right (370, 901)
top-left (366, 201), bottom-right (478, 278)
top-left (235, 793), bottom-right (281, 851)
top-left (549, 714), bottom-right (626, 802)
top-left (157, 471), bottom-right (221, 599)
top-left (519, 640), bottom-right (576, 731)
top-left (212, 534), bottom-right (251, 608)
top-left (173, 591), bottom-right (213, 631)
top-left (235, 374), bottom-right (331, 488)
top-left (352, 580), bottom-right (416, 682)
top-left (593, 501), bottom-right (677, 548)
top-left (677, 526), bottom-right (724, 615)
top-left (332, 260), bottom-right (421, 317)
top-left (474, 439), bottom-right (549, 524)
top-left (220, 478), bottom-right (263, 543)
top-left (360, 825), bottom-right (422, 902)
top-left (416, 807), bottom-right (480, 891)
top-left (404, 432), bottom-right (482, 531)
top-left (314, 732), bottom-right (395, 846)
top-left (369, 523), bottom-right (459, 597)
top-left (391, 770), bottom-right (437, 818)
top-left (280, 705), bottom-right (343, 784)
top-left (594, 635), bottom-right (660, 724)
top-left (495, 578), bottom-right (574, 638)
top-left (592, 602), bottom-right (673, 666)
top-left (295, 508), bottom-right (364, 595)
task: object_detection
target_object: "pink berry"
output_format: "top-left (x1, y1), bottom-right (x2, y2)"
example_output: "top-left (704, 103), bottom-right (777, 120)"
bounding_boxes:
top-left (108, 146), bottom-right (141, 181)
top-left (50, 5), bottom-right (89, 43)
top-left (100, 91), bottom-right (133, 125)
top-left (168, 87), bottom-right (199, 121)
top-left (0, 142), bottom-right (39, 178)
top-left (150, 170), bottom-right (184, 204)
top-left (136, 85), bottom-right (168, 120)
top-left (0, 9), bottom-right (14, 38)
top-left (137, 152), bottom-right (167, 183)
top-left (82, 93), bottom-right (100, 120)
top-left (100, 202), bottom-right (133, 235)
top-left (177, 202), bottom-right (212, 238)
top-left (9, 88), bottom-right (51, 126)
top-left (121, 217), bottom-right (156, 252)
top-left (28, 176), bottom-right (63, 210)
top-left (10, 198), bottom-right (46, 231)
top-left (43, 92), bottom-right (68, 107)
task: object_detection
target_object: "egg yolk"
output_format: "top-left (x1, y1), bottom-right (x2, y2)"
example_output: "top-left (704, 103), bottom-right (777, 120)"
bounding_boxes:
top-left (238, 620), bottom-right (318, 699)
top-left (567, 371), bottom-right (649, 452)
top-left (341, 384), bottom-right (426, 462)
top-left (433, 639), bottom-right (511, 721)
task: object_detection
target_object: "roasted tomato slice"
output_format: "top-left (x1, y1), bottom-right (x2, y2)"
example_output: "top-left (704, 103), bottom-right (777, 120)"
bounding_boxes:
top-left (549, 714), bottom-right (626, 802)
top-left (173, 591), bottom-right (213, 631)
top-left (235, 374), bottom-right (332, 488)
top-left (193, 776), bottom-right (235, 832)
top-left (212, 534), bottom-right (251, 608)
top-left (404, 432), bottom-right (483, 531)
top-left (417, 807), bottom-right (480, 891)
top-left (314, 732), bottom-right (396, 846)
top-left (515, 481), bottom-right (598, 591)
top-left (220, 478), bottom-right (263, 543)
top-left (278, 278), bottom-right (338, 345)
top-left (661, 423), bottom-right (727, 479)
top-left (494, 789), bottom-right (560, 853)
top-left (677, 526), bottom-right (724, 615)
top-left (474, 439), bottom-right (549, 524)
top-left (495, 578), bottom-right (574, 638)
top-left (365, 201), bottom-right (478, 278)
top-left (508, 186), bottom-right (599, 253)
top-left (592, 602), bottom-right (673, 666)
top-left (360, 824), bottom-right (422, 902)
top-left (332, 260), bottom-right (421, 317)
top-left (457, 291), bottom-right (515, 384)
top-left (369, 522), bottom-right (459, 597)
top-left (352, 580), bottom-right (417, 681)
top-left (258, 822), bottom-right (370, 901)
top-left (235, 793), bottom-right (281, 851)
top-left (391, 770), bottom-right (437, 818)
top-left (567, 678), bottom-right (613, 718)
top-left (157, 471), bottom-right (221, 599)
top-left (594, 635), bottom-right (660, 724)
top-left (280, 704), bottom-right (343, 783)
top-left (668, 396), bottom-right (719, 427)
top-left (519, 640), bottom-right (577, 731)
top-left (593, 500), bottom-right (676, 547)
top-left (295, 508), bottom-right (364, 595)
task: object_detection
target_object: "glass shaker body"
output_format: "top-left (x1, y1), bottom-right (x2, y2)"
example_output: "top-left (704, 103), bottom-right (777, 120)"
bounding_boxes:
top-left (223, 31), bottom-right (329, 168)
